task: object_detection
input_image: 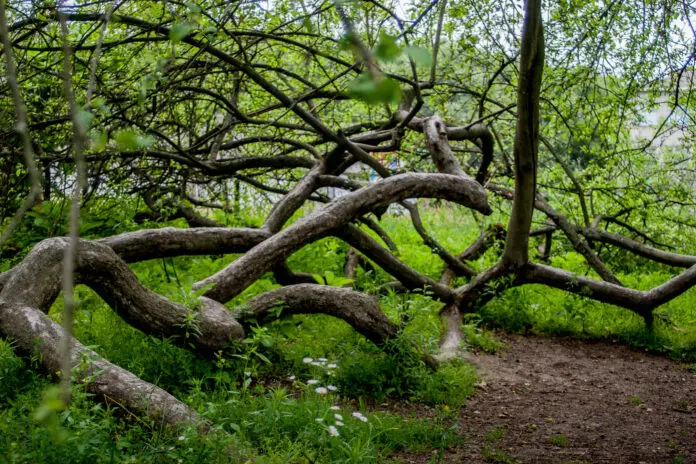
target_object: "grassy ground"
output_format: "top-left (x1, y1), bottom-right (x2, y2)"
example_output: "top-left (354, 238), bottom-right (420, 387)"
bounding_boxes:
top-left (1, 204), bottom-right (695, 462)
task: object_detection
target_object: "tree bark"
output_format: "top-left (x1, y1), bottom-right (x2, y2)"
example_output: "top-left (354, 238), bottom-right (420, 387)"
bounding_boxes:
top-left (244, 284), bottom-right (398, 346)
top-left (502, 0), bottom-right (544, 267)
top-left (196, 173), bottom-right (491, 302)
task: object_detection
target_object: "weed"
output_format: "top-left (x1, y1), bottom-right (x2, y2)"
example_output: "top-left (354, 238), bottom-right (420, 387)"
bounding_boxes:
top-left (485, 425), bottom-right (508, 442)
top-left (482, 446), bottom-right (518, 463)
top-left (462, 314), bottom-right (505, 353)
top-left (550, 434), bottom-right (569, 447)
top-left (4, 208), bottom-right (696, 462)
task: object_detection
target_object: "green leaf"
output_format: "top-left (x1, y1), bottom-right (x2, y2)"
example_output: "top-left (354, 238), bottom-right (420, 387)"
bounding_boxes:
top-left (374, 31), bottom-right (401, 62)
top-left (375, 77), bottom-right (402, 103)
top-left (184, 1), bottom-right (201, 14)
top-left (137, 134), bottom-right (156, 148)
top-left (347, 73), bottom-right (402, 105)
top-left (404, 45), bottom-right (433, 67)
top-left (338, 33), bottom-right (353, 51)
top-left (90, 131), bottom-right (107, 151)
top-left (114, 130), bottom-right (140, 150)
top-left (76, 108), bottom-right (93, 130)
top-left (253, 351), bottom-right (272, 364)
top-left (302, 17), bottom-right (314, 34)
top-left (114, 130), bottom-right (155, 151)
top-left (169, 22), bottom-right (193, 42)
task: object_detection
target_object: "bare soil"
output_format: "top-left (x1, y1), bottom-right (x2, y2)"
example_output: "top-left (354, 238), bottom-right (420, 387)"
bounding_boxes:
top-left (397, 334), bottom-right (696, 464)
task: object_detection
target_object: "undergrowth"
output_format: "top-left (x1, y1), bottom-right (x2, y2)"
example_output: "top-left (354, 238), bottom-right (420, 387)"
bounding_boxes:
top-left (1, 203), bottom-right (695, 462)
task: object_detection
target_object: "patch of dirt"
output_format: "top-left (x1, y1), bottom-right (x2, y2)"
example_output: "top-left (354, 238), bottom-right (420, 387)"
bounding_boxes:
top-left (398, 334), bottom-right (696, 463)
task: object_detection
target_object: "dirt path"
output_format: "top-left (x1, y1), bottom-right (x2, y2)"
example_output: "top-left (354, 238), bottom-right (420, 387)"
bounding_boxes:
top-left (403, 335), bottom-right (696, 463)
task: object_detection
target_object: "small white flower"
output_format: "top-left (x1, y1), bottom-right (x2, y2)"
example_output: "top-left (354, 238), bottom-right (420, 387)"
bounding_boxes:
top-left (327, 385), bottom-right (337, 391)
top-left (318, 357), bottom-right (328, 363)
top-left (334, 413), bottom-right (343, 421)
top-left (302, 357), bottom-right (313, 363)
top-left (307, 379), bottom-right (319, 385)
top-left (315, 418), bottom-right (324, 422)
top-left (327, 363), bottom-right (338, 369)
top-left (330, 405), bottom-right (341, 411)
top-left (315, 387), bottom-right (328, 395)
top-left (288, 375), bottom-right (296, 381)
top-left (178, 435), bottom-right (185, 441)
top-left (335, 420), bottom-right (344, 427)
top-left (351, 412), bottom-right (369, 422)
top-left (328, 425), bottom-right (340, 437)
top-left (311, 361), bottom-right (321, 367)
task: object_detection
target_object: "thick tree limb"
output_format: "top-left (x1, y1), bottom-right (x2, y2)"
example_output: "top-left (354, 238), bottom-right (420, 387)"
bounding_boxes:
top-left (196, 173), bottom-right (491, 302)
top-left (397, 113), bottom-right (495, 185)
top-left (4, 238), bottom-right (243, 352)
top-left (578, 227), bottom-right (696, 267)
top-left (263, 162), bottom-right (324, 234)
top-left (0, 301), bottom-right (204, 428)
top-left (243, 284), bottom-right (398, 346)
top-left (339, 225), bottom-right (456, 301)
top-left (521, 262), bottom-right (696, 321)
top-left (423, 116), bottom-right (469, 177)
top-left (502, 0), bottom-right (544, 267)
top-left (100, 227), bottom-right (270, 262)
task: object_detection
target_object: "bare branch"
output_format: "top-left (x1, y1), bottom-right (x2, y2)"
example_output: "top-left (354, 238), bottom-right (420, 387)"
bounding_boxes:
top-left (0, 1), bottom-right (41, 248)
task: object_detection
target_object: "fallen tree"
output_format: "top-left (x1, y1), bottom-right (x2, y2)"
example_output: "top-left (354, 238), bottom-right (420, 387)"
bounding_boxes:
top-left (1, 0), bottom-right (695, 430)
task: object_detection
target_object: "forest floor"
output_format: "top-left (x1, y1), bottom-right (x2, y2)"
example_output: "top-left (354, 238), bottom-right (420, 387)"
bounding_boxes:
top-left (392, 334), bottom-right (696, 464)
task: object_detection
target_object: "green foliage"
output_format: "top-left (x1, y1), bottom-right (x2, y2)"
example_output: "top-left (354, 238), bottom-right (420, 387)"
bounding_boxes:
top-left (169, 22), bottom-right (194, 42)
top-left (3, 204), bottom-right (696, 461)
top-left (374, 32), bottom-right (401, 62)
top-left (113, 130), bottom-right (156, 151)
top-left (0, 217), bottom-right (479, 461)
top-left (333, 337), bottom-right (475, 407)
top-left (312, 270), bottom-right (354, 287)
top-left (549, 433), bottom-right (568, 447)
top-left (461, 315), bottom-right (506, 353)
top-left (347, 72), bottom-right (402, 105)
top-left (403, 46), bottom-right (433, 67)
